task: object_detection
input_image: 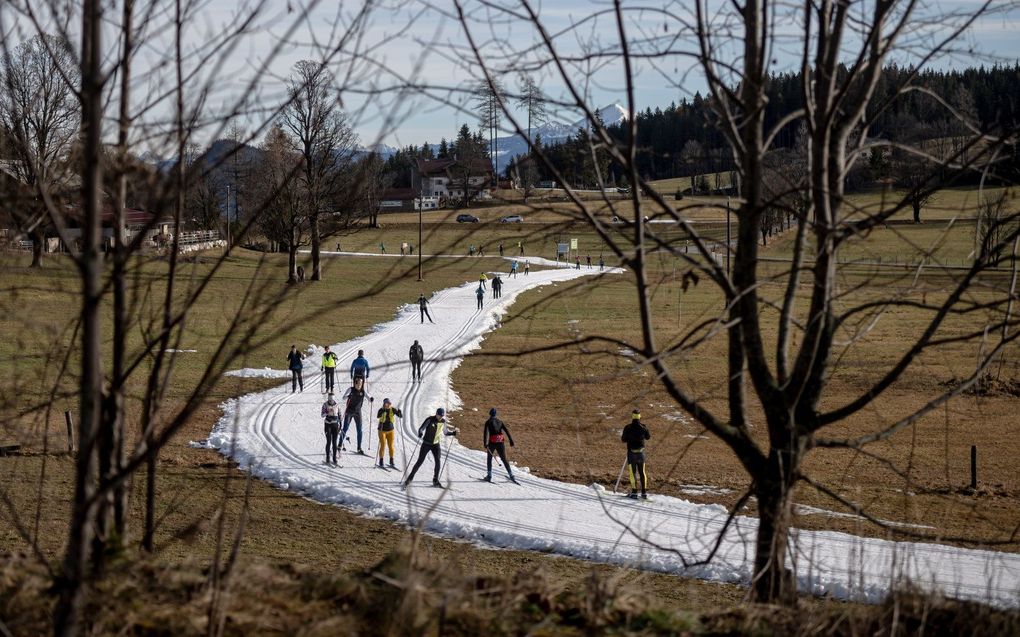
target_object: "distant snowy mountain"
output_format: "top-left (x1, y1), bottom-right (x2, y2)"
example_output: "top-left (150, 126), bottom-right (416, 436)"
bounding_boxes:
top-left (357, 143), bottom-right (398, 159)
top-left (493, 103), bottom-right (629, 173)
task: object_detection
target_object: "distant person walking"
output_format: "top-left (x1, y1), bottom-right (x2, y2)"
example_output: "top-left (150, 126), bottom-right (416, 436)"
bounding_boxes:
top-left (498, 242), bottom-right (504, 256)
top-left (599, 255), bottom-right (604, 271)
top-left (403, 408), bottom-right (458, 488)
top-left (478, 245), bottom-right (485, 257)
top-left (492, 275), bottom-right (503, 299)
top-left (418, 293), bottom-right (434, 324)
top-left (350, 349), bottom-right (370, 383)
top-left (518, 241), bottom-right (524, 255)
top-left (621, 409), bottom-right (650, 499)
top-left (321, 345), bottom-right (338, 393)
top-left (476, 284), bottom-right (485, 309)
top-left (586, 253), bottom-right (592, 269)
top-left (380, 242), bottom-right (386, 254)
top-left (321, 392), bottom-right (341, 464)
top-left (342, 377), bottom-right (373, 454)
top-left (376, 398), bottom-right (402, 469)
top-left (409, 340), bottom-right (424, 383)
top-left (287, 345), bottom-right (305, 393)
top-left (575, 255), bottom-right (581, 269)
top-left (482, 408), bottom-right (518, 483)
top-left (469, 245), bottom-right (475, 257)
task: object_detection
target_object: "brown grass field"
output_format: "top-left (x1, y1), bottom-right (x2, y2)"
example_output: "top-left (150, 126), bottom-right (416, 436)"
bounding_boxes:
top-left (2, 187), bottom-right (1020, 631)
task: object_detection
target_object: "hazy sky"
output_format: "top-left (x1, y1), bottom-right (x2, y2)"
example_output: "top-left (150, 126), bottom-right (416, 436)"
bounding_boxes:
top-left (3, 0), bottom-right (1018, 150)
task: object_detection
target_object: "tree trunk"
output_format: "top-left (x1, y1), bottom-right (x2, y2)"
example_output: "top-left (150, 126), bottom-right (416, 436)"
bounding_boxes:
top-left (912, 197), bottom-right (922, 224)
top-left (751, 466), bottom-right (798, 604)
top-left (310, 213), bottom-right (321, 280)
top-left (30, 226), bottom-right (44, 267)
top-left (288, 227), bottom-right (298, 284)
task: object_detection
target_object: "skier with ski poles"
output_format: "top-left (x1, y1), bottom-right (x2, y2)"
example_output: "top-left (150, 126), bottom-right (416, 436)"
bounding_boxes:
top-left (621, 409), bottom-right (650, 499)
top-left (482, 408), bottom-right (518, 483)
top-left (475, 284), bottom-right (485, 310)
top-left (509, 259), bottom-right (518, 278)
top-left (287, 345), bottom-right (305, 393)
top-left (491, 275), bottom-right (503, 299)
top-left (403, 407), bottom-right (458, 488)
top-left (478, 272), bottom-right (488, 290)
top-left (321, 345), bottom-right (338, 393)
top-left (417, 293), bottom-right (434, 324)
top-left (376, 398), bottom-right (402, 469)
top-left (341, 376), bottom-right (373, 455)
top-left (409, 340), bottom-right (424, 383)
top-left (350, 349), bottom-right (370, 384)
top-left (321, 392), bottom-right (341, 465)
top-left (524, 260), bottom-right (530, 275)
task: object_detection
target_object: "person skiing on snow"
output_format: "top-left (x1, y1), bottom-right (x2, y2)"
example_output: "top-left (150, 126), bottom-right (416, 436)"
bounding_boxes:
top-left (599, 254), bottom-right (605, 271)
top-left (376, 398), bottom-right (402, 468)
top-left (575, 255), bottom-right (581, 269)
top-left (287, 345), bottom-right (305, 393)
top-left (341, 377), bottom-right (373, 454)
top-left (321, 345), bottom-right (338, 392)
top-left (417, 293), bottom-right (434, 324)
top-left (524, 260), bottom-right (530, 275)
top-left (476, 284), bottom-right (485, 309)
top-left (621, 409), bottom-right (650, 499)
top-left (509, 260), bottom-right (518, 278)
top-left (321, 392), bottom-right (341, 464)
top-left (350, 349), bottom-right (370, 382)
top-left (478, 272), bottom-right (488, 290)
top-left (409, 340), bottom-right (424, 383)
top-left (491, 275), bottom-right (503, 299)
top-left (586, 253), bottom-right (592, 269)
top-left (404, 407), bottom-right (458, 488)
top-left (482, 408), bottom-right (517, 483)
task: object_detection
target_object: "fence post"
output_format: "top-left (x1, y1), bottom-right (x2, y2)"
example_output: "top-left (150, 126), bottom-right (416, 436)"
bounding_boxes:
top-left (970, 445), bottom-right (977, 490)
top-left (64, 410), bottom-right (75, 453)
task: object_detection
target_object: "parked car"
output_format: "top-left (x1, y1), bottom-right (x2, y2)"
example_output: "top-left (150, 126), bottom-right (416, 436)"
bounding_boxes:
top-left (499, 214), bottom-right (524, 223)
top-left (616, 187), bottom-right (631, 194)
top-left (456, 214), bottom-right (480, 223)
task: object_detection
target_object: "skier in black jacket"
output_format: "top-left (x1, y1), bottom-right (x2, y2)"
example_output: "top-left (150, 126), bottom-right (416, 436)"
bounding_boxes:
top-left (482, 408), bottom-right (517, 483)
top-left (287, 345), bottom-right (305, 393)
top-left (404, 408), bottom-right (458, 488)
top-left (417, 293), bottom-right (434, 324)
top-left (409, 340), bottom-right (424, 383)
top-left (341, 377), bottom-right (373, 454)
top-left (621, 409), bottom-right (650, 499)
top-left (491, 275), bottom-right (503, 299)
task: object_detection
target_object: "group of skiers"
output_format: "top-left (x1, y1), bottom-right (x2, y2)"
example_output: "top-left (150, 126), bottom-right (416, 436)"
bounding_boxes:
top-left (297, 343), bottom-right (651, 497)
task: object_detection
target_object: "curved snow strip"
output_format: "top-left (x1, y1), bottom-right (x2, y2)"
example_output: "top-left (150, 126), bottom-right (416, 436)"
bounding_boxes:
top-left (208, 260), bottom-right (1020, 609)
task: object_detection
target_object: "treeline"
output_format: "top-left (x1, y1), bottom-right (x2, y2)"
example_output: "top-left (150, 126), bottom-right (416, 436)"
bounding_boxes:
top-left (521, 64), bottom-right (1020, 188)
top-left (381, 124), bottom-right (490, 189)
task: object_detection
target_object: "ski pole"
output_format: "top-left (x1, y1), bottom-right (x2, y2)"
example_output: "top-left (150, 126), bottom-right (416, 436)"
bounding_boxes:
top-left (613, 456), bottom-right (628, 493)
top-left (440, 431), bottom-right (456, 482)
top-left (368, 398), bottom-right (374, 453)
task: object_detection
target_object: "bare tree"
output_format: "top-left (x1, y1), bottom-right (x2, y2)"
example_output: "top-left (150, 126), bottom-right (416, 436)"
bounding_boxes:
top-left (452, 0), bottom-right (1018, 607)
top-left (0, 33), bottom-right (80, 267)
top-left (475, 77), bottom-right (506, 180)
top-left (515, 75), bottom-right (547, 201)
top-left (254, 124), bottom-right (308, 283)
top-left (282, 60), bottom-right (359, 282)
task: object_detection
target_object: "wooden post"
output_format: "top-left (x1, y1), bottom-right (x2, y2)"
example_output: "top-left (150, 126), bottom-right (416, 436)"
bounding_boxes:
top-left (65, 410), bottom-right (75, 453)
top-left (970, 445), bottom-right (977, 490)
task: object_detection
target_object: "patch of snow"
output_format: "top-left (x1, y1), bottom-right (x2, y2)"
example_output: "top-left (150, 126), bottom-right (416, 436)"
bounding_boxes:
top-left (225, 367), bottom-right (291, 379)
top-left (679, 484), bottom-right (734, 496)
top-left (166, 348), bottom-right (198, 353)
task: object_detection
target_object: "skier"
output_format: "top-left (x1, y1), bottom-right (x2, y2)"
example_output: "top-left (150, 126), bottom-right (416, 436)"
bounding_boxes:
top-left (350, 349), bottom-right (370, 382)
top-left (599, 255), bottom-right (605, 271)
top-left (321, 392), bottom-right (341, 464)
top-left (287, 345), bottom-right (305, 393)
top-left (498, 242), bottom-right (504, 256)
top-left (482, 408), bottom-right (517, 483)
top-left (417, 293), bottom-right (434, 324)
top-left (404, 407), bottom-right (458, 488)
top-left (586, 253), bottom-right (592, 269)
top-left (376, 398), bottom-right (402, 468)
top-left (409, 339), bottom-right (424, 383)
top-left (478, 272), bottom-right (488, 290)
top-left (575, 255), bottom-right (581, 269)
top-left (510, 260), bottom-right (518, 278)
top-left (524, 260), bottom-right (530, 275)
top-left (321, 345), bottom-right (338, 392)
top-left (341, 376), bottom-right (373, 454)
top-left (491, 275), bottom-right (502, 299)
top-left (476, 284), bottom-right (485, 309)
top-left (621, 409), bottom-right (650, 499)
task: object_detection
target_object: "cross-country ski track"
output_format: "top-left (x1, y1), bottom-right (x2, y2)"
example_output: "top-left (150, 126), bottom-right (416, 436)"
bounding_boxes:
top-left (203, 255), bottom-right (1020, 609)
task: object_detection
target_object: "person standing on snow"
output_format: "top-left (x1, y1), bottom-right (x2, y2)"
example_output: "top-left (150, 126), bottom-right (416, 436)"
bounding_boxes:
top-left (342, 376), bottom-right (373, 454)
top-left (524, 260), bottom-right (530, 275)
top-left (575, 255), bottom-right (581, 269)
top-left (404, 407), bottom-right (458, 488)
top-left (287, 345), bottom-right (305, 393)
top-left (599, 255), bottom-right (605, 271)
top-left (376, 398), bottom-right (402, 468)
top-left (350, 349), bottom-right (370, 383)
top-left (321, 345), bottom-right (338, 392)
top-left (418, 293), bottom-right (434, 324)
top-left (621, 409), bottom-right (650, 499)
top-left (482, 408), bottom-right (518, 483)
top-left (321, 392), bottom-right (341, 464)
top-left (478, 272), bottom-right (488, 290)
top-left (491, 275), bottom-right (503, 299)
top-left (586, 253), bottom-right (592, 269)
top-left (476, 284), bottom-right (485, 309)
top-left (510, 260), bottom-right (518, 278)
top-left (409, 340), bottom-right (424, 383)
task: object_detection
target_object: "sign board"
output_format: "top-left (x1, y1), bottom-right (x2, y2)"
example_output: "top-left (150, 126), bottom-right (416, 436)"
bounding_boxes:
top-left (556, 243), bottom-right (569, 256)
top-left (570, 238), bottom-right (578, 251)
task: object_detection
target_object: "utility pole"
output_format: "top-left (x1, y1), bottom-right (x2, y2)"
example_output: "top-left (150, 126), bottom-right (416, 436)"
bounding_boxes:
top-left (417, 167), bottom-right (424, 281)
top-left (226, 184), bottom-right (231, 256)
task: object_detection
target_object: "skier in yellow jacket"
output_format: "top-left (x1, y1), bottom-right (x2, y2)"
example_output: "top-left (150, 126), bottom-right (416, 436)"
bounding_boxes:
top-left (376, 398), bottom-right (403, 469)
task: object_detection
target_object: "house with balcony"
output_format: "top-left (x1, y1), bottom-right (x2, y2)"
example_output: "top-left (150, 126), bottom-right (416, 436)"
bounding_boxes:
top-left (415, 157), bottom-right (493, 205)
